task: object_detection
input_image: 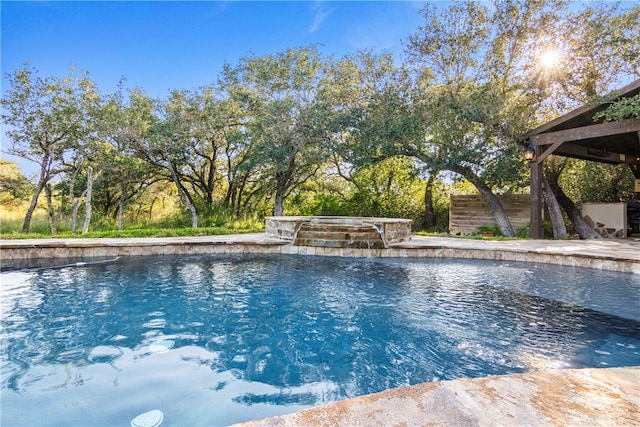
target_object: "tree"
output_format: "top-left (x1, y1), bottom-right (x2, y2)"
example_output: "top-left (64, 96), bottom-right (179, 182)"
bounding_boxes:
top-left (537, 3), bottom-right (639, 238)
top-left (222, 47), bottom-right (335, 216)
top-left (401, 1), bottom-right (560, 236)
top-left (1, 65), bottom-right (96, 233)
top-left (61, 84), bottom-right (102, 234)
top-left (0, 160), bottom-right (33, 207)
top-left (98, 85), bottom-right (158, 229)
top-left (151, 86), bottom-right (250, 221)
top-left (542, 3), bottom-right (639, 105)
top-left (346, 156), bottom-right (425, 221)
top-left (142, 91), bottom-right (200, 228)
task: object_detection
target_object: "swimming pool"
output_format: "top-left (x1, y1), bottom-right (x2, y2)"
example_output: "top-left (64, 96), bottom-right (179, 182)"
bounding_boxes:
top-left (2, 254), bottom-right (639, 426)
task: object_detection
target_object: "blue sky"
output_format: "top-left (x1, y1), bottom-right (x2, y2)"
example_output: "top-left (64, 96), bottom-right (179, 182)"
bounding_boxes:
top-left (2, 1), bottom-right (425, 98)
top-left (2, 1), bottom-right (428, 175)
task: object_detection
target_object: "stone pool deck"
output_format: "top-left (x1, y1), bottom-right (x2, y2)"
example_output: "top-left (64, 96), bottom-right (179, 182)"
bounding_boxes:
top-left (1, 234), bottom-right (639, 425)
top-left (1, 233), bottom-right (639, 274)
top-left (234, 366), bottom-right (640, 427)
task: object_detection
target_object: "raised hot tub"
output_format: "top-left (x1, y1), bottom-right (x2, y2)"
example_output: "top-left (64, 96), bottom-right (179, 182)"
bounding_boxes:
top-left (265, 216), bottom-right (412, 249)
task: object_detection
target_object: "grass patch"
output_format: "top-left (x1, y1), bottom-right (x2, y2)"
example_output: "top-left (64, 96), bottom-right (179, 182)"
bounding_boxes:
top-left (0, 226), bottom-right (264, 240)
top-left (413, 230), bottom-right (525, 241)
top-left (1, 205), bottom-right (265, 239)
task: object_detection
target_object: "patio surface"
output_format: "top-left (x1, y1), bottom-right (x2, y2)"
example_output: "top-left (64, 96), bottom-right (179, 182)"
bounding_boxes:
top-left (234, 366), bottom-right (640, 427)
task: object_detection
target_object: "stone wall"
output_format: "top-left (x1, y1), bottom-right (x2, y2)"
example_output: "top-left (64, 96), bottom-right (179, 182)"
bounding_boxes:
top-left (581, 203), bottom-right (627, 238)
top-left (2, 236), bottom-right (639, 274)
top-left (379, 220), bottom-right (412, 244)
top-left (265, 217), bottom-right (302, 241)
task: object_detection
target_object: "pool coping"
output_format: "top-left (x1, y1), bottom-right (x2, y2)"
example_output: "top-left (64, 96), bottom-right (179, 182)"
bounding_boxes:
top-left (233, 366), bottom-right (640, 427)
top-left (1, 233), bottom-right (639, 274)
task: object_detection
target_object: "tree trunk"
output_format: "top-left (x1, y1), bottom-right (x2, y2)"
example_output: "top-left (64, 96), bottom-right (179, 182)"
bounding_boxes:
top-left (22, 180), bottom-right (44, 233)
top-left (149, 196), bottom-right (157, 220)
top-left (70, 181), bottom-right (81, 234)
top-left (236, 179), bottom-right (247, 218)
top-left (452, 166), bottom-right (515, 237)
top-left (168, 162), bottom-right (198, 228)
top-left (273, 190), bottom-right (284, 216)
top-left (541, 175), bottom-right (567, 239)
top-left (82, 166), bottom-right (93, 234)
top-left (118, 178), bottom-right (126, 231)
top-left (44, 182), bottom-right (57, 236)
top-left (423, 174), bottom-right (436, 229)
top-left (71, 201), bottom-right (80, 234)
top-left (546, 172), bottom-right (602, 239)
top-left (273, 166), bottom-right (294, 217)
top-left (22, 158), bottom-right (50, 233)
top-left (189, 201), bottom-right (198, 228)
top-left (68, 165), bottom-right (83, 234)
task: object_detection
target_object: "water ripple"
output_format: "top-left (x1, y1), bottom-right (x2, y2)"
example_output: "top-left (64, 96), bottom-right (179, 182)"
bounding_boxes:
top-left (1, 255), bottom-right (639, 426)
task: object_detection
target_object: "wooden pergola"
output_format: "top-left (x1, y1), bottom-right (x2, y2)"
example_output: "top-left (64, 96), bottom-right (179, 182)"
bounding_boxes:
top-left (521, 79), bottom-right (640, 238)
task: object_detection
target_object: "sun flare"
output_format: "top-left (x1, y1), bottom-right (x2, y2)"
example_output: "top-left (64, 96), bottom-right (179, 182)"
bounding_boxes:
top-left (540, 49), bottom-right (560, 69)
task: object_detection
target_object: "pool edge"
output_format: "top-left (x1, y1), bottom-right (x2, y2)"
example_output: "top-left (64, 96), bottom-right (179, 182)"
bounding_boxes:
top-left (1, 234), bottom-right (639, 274)
top-left (232, 366), bottom-right (640, 427)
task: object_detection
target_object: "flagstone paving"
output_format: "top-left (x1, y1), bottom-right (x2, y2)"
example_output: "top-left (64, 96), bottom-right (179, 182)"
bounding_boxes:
top-left (234, 367), bottom-right (640, 427)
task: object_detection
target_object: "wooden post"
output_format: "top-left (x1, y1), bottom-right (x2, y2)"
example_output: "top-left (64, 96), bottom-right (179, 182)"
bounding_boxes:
top-left (529, 149), bottom-right (543, 239)
top-left (632, 165), bottom-right (640, 200)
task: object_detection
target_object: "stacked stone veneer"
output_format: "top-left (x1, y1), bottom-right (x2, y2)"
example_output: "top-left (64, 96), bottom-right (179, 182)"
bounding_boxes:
top-left (583, 215), bottom-right (626, 238)
top-left (265, 216), bottom-right (412, 249)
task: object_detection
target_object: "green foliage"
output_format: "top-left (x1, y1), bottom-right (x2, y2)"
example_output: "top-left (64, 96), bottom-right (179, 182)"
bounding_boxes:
top-left (285, 192), bottom-right (349, 217)
top-left (197, 205), bottom-right (264, 230)
top-left (0, 215), bottom-right (48, 235)
top-left (222, 46), bottom-right (335, 216)
top-left (343, 157), bottom-right (425, 222)
top-left (515, 221), bottom-right (553, 239)
top-left (0, 226), bottom-right (261, 240)
top-left (593, 93), bottom-right (640, 122)
top-left (0, 160), bottom-right (33, 206)
top-left (473, 224), bottom-right (503, 237)
top-left (560, 160), bottom-right (635, 203)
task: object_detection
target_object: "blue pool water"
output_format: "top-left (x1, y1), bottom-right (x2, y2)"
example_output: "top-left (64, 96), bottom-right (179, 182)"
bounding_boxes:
top-left (1, 254), bottom-right (639, 426)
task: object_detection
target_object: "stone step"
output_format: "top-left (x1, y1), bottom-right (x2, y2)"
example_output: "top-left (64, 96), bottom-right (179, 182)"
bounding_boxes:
top-left (295, 230), bottom-right (382, 241)
top-left (298, 224), bottom-right (380, 233)
top-left (291, 222), bottom-right (387, 248)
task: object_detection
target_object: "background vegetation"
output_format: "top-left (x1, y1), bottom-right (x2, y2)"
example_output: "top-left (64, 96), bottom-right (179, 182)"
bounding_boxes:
top-left (1, 1), bottom-right (638, 238)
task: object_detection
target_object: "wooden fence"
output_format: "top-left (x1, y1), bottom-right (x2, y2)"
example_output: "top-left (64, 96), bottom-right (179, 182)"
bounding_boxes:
top-left (449, 194), bottom-right (531, 235)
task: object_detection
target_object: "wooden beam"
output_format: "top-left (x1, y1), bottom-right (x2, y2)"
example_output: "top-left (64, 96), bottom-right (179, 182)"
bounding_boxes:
top-left (529, 137), bottom-right (564, 164)
top-left (554, 142), bottom-right (627, 164)
top-left (530, 118), bottom-right (640, 146)
top-left (630, 165), bottom-right (640, 199)
top-left (529, 149), bottom-right (543, 239)
top-left (520, 79), bottom-right (640, 141)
